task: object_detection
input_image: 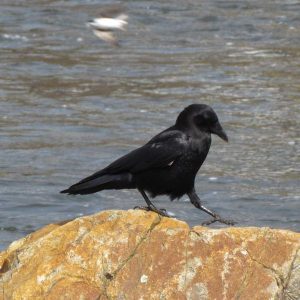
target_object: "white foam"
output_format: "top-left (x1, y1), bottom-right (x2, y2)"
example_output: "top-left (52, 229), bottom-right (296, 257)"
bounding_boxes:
top-left (209, 177), bottom-right (218, 181)
top-left (3, 33), bottom-right (28, 41)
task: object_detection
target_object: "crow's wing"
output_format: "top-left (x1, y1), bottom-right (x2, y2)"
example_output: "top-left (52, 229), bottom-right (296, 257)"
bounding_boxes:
top-left (77, 130), bottom-right (187, 184)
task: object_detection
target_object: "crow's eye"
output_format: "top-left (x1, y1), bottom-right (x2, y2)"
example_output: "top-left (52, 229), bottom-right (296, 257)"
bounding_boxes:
top-left (194, 115), bottom-right (206, 126)
top-left (209, 116), bottom-right (218, 125)
top-left (195, 112), bottom-right (217, 127)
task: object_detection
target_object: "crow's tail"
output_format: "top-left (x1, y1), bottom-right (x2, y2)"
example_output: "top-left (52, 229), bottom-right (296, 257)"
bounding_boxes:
top-left (60, 173), bottom-right (134, 195)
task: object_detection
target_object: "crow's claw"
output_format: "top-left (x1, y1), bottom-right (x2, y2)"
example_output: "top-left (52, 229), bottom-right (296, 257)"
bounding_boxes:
top-left (134, 205), bottom-right (149, 211)
top-left (202, 215), bottom-right (236, 226)
top-left (134, 206), bottom-right (170, 217)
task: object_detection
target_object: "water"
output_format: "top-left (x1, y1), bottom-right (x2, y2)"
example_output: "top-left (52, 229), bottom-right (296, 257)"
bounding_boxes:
top-left (1, 0), bottom-right (299, 250)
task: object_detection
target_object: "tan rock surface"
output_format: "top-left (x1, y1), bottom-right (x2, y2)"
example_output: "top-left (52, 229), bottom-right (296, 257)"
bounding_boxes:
top-left (0, 210), bottom-right (299, 300)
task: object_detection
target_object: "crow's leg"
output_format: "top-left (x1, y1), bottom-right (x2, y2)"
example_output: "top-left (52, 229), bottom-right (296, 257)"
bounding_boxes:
top-left (187, 188), bottom-right (236, 226)
top-left (135, 189), bottom-right (169, 217)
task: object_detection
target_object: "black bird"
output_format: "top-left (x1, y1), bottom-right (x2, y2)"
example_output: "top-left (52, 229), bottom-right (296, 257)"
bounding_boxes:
top-left (61, 104), bottom-right (234, 225)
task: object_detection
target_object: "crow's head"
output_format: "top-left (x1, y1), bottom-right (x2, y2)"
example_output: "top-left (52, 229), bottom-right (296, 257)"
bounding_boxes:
top-left (176, 104), bottom-right (228, 142)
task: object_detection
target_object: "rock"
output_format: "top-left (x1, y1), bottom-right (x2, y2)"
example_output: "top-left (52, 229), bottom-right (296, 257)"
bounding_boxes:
top-left (0, 210), bottom-right (299, 300)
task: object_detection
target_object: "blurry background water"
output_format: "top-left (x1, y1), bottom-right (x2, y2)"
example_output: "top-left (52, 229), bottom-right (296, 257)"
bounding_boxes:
top-left (0, 0), bottom-right (299, 250)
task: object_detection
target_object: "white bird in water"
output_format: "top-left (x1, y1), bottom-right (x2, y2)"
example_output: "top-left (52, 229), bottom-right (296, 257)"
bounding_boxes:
top-left (87, 5), bottom-right (128, 46)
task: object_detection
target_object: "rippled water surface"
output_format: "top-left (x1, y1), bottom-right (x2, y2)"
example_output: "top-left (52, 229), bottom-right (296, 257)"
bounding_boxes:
top-left (1, 0), bottom-right (299, 250)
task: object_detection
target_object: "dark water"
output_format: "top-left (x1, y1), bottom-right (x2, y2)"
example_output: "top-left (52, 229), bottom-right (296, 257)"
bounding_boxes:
top-left (1, 0), bottom-right (299, 250)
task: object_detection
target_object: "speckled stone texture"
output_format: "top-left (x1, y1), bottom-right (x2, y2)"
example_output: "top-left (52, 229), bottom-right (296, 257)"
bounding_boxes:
top-left (0, 210), bottom-right (299, 300)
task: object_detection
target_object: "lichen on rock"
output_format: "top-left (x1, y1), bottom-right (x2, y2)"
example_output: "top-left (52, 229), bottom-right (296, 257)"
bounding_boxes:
top-left (0, 210), bottom-right (299, 299)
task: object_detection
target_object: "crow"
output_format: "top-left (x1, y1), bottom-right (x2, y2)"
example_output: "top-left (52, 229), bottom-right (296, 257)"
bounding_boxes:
top-left (61, 104), bottom-right (234, 225)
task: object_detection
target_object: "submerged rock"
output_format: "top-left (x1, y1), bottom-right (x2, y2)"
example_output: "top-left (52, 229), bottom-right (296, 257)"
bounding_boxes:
top-left (0, 210), bottom-right (299, 299)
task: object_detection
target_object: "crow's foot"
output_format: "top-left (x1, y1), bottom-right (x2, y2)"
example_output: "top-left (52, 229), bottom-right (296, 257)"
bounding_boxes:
top-left (134, 206), bottom-right (170, 217)
top-left (202, 215), bottom-right (236, 226)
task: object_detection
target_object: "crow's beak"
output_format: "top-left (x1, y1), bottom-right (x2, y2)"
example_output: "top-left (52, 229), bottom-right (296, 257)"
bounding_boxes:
top-left (210, 122), bottom-right (228, 142)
